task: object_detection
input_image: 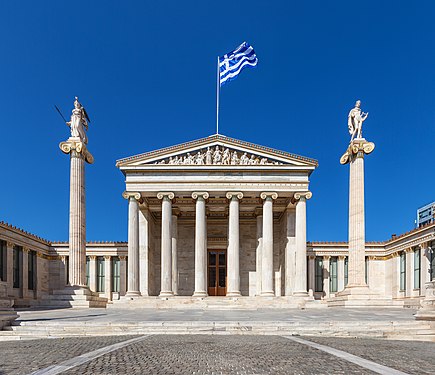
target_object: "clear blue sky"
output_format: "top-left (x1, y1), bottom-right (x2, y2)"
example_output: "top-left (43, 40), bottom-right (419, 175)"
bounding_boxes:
top-left (1, 1), bottom-right (434, 242)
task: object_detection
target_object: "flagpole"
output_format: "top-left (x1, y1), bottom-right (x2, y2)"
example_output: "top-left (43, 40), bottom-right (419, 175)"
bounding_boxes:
top-left (216, 56), bottom-right (220, 135)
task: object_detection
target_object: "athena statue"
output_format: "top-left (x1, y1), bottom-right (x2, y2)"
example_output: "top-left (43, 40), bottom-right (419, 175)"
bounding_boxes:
top-left (67, 97), bottom-right (90, 144)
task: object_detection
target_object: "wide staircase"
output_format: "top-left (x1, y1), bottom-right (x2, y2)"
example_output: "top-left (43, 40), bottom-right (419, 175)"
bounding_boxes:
top-left (34, 286), bottom-right (108, 308)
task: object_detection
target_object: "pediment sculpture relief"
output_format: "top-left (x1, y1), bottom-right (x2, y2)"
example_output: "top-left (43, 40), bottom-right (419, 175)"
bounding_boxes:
top-left (153, 145), bottom-right (283, 166)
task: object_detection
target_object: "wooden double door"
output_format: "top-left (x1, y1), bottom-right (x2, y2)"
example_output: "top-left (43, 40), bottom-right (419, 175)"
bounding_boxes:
top-left (207, 250), bottom-right (226, 296)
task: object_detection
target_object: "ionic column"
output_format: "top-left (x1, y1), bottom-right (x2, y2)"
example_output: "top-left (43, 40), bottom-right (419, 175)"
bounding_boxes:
top-left (308, 255), bottom-right (316, 293)
top-left (6, 242), bottom-right (13, 290)
top-left (323, 256), bottom-right (330, 298)
top-left (255, 213), bottom-right (263, 296)
top-left (104, 256), bottom-right (112, 300)
top-left (293, 192), bottom-right (312, 296)
top-left (123, 191), bottom-right (142, 297)
top-left (119, 256), bottom-right (127, 296)
top-left (340, 139), bottom-right (375, 288)
top-left (337, 256), bottom-right (346, 292)
top-left (192, 192), bottom-right (209, 297)
top-left (405, 248), bottom-right (413, 297)
top-left (89, 255), bottom-right (97, 292)
top-left (226, 192), bottom-right (243, 297)
top-left (172, 211), bottom-right (180, 296)
top-left (157, 192), bottom-right (174, 297)
top-left (260, 192), bottom-right (277, 296)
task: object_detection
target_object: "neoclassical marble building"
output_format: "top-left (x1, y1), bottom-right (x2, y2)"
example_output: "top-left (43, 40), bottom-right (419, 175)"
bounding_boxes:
top-left (1, 134), bottom-right (434, 312)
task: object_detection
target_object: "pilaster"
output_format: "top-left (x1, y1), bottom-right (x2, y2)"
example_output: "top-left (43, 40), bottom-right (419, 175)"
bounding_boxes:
top-left (104, 256), bottom-right (112, 301)
top-left (119, 256), bottom-right (127, 296)
top-left (22, 248), bottom-right (29, 299)
top-left (323, 256), bottom-right (330, 299)
top-left (89, 255), bottom-right (97, 292)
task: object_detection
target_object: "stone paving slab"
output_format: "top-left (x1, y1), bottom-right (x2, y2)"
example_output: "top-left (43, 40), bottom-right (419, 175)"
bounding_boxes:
top-left (302, 336), bottom-right (435, 375)
top-left (0, 336), bottom-right (137, 375)
top-left (62, 335), bottom-right (374, 375)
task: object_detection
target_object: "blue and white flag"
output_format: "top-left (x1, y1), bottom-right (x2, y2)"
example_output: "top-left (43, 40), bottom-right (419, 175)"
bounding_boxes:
top-left (219, 42), bottom-right (258, 86)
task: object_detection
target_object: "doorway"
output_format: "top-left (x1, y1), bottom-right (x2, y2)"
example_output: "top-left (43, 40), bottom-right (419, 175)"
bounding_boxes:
top-left (208, 250), bottom-right (226, 296)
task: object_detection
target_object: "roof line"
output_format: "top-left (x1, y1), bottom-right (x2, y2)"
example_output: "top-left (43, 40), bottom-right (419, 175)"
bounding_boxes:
top-left (116, 134), bottom-right (318, 166)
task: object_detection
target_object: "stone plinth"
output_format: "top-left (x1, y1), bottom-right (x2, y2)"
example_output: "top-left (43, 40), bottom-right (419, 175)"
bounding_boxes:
top-left (416, 281), bottom-right (435, 320)
top-left (0, 281), bottom-right (18, 329)
top-left (38, 286), bottom-right (108, 308)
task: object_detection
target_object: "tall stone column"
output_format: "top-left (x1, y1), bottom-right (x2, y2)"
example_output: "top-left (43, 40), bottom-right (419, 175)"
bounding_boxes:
top-left (119, 255), bottom-right (127, 296)
top-left (6, 242), bottom-right (13, 291)
top-left (293, 192), bottom-right (312, 296)
top-left (123, 192), bottom-right (142, 297)
top-left (323, 256), bottom-right (330, 298)
top-left (22, 248), bottom-right (29, 299)
top-left (339, 138), bottom-right (375, 291)
top-left (172, 211), bottom-right (179, 296)
top-left (421, 244), bottom-right (431, 297)
top-left (284, 208), bottom-right (295, 296)
top-left (308, 255), bottom-right (316, 293)
top-left (338, 256), bottom-right (345, 292)
top-left (89, 255), bottom-right (97, 292)
top-left (260, 192), bottom-right (277, 297)
top-left (255, 213), bottom-right (263, 296)
top-left (157, 192), bottom-right (174, 297)
top-left (405, 248), bottom-right (414, 297)
top-left (192, 192), bottom-right (209, 297)
top-left (104, 256), bottom-right (112, 300)
top-left (139, 208), bottom-right (150, 296)
top-left (60, 139), bottom-right (94, 287)
top-left (226, 192), bottom-right (243, 297)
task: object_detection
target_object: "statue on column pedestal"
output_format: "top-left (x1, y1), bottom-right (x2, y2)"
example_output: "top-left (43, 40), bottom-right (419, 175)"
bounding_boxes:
top-left (66, 97), bottom-right (90, 144)
top-left (348, 100), bottom-right (368, 141)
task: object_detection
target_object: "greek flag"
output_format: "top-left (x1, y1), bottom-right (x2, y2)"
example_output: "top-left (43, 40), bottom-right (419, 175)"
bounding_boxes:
top-left (219, 42), bottom-right (258, 86)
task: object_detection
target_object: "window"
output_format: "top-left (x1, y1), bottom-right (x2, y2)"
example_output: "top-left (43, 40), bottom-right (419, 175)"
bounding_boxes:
top-left (414, 247), bottom-right (420, 290)
top-left (400, 252), bottom-right (406, 291)
top-left (112, 257), bottom-right (120, 293)
top-left (85, 256), bottom-right (90, 287)
top-left (315, 257), bottom-right (323, 292)
top-left (13, 245), bottom-right (21, 289)
top-left (344, 257), bottom-right (348, 286)
top-left (329, 257), bottom-right (338, 293)
top-left (28, 250), bottom-right (36, 291)
top-left (0, 240), bottom-right (6, 282)
top-left (96, 256), bottom-right (105, 292)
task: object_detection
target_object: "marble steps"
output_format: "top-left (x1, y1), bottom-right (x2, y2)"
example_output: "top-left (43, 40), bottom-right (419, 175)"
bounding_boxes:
top-left (34, 287), bottom-right (108, 308)
top-left (0, 320), bottom-right (432, 341)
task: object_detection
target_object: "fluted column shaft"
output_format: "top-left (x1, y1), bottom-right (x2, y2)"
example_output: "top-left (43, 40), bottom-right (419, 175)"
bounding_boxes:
top-left (158, 192), bottom-right (174, 297)
top-left (338, 256), bottom-right (345, 292)
top-left (125, 194), bottom-right (140, 296)
top-left (89, 255), bottom-right (97, 292)
top-left (192, 192), bottom-right (209, 297)
top-left (104, 256), bottom-right (112, 300)
top-left (226, 192), bottom-right (243, 297)
top-left (260, 192), bottom-right (277, 296)
top-left (69, 151), bottom-right (87, 286)
top-left (256, 214), bottom-right (263, 296)
top-left (294, 192), bottom-right (311, 296)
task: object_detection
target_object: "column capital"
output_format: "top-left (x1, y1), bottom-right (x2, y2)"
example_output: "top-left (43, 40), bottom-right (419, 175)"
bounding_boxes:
top-left (338, 255), bottom-right (346, 261)
top-left (192, 191), bottom-right (209, 200)
top-left (119, 255), bottom-right (127, 261)
top-left (104, 255), bottom-right (111, 261)
top-left (340, 139), bottom-right (375, 165)
top-left (292, 191), bottom-right (312, 202)
top-left (122, 191), bottom-right (143, 202)
top-left (405, 247), bottom-right (414, 253)
top-left (59, 139), bottom-right (94, 164)
top-left (309, 255), bottom-right (316, 260)
top-left (23, 247), bottom-right (30, 253)
top-left (323, 255), bottom-right (331, 261)
top-left (157, 192), bottom-right (175, 200)
top-left (260, 192), bottom-right (278, 200)
top-left (6, 241), bottom-right (14, 248)
top-left (89, 255), bottom-right (97, 260)
top-left (226, 192), bottom-right (243, 200)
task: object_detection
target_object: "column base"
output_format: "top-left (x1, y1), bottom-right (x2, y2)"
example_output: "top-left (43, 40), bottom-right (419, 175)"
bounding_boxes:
top-left (293, 291), bottom-right (308, 297)
top-left (125, 291), bottom-right (141, 298)
top-left (260, 291), bottom-right (275, 297)
top-left (416, 281), bottom-right (435, 321)
top-left (159, 291), bottom-right (174, 297)
top-left (193, 291), bottom-right (207, 297)
top-left (226, 291), bottom-right (241, 297)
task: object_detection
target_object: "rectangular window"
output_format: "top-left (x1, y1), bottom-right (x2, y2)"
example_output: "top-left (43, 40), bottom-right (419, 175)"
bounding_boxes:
top-left (400, 252), bottom-right (406, 291)
top-left (414, 247), bottom-right (420, 290)
top-left (0, 240), bottom-right (6, 282)
top-left (330, 257), bottom-right (338, 293)
top-left (344, 257), bottom-right (348, 286)
top-left (112, 257), bottom-right (120, 293)
top-left (13, 245), bottom-right (22, 289)
top-left (85, 256), bottom-right (90, 287)
top-left (28, 250), bottom-right (36, 290)
top-left (96, 256), bottom-right (105, 292)
top-left (315, 257), bottom-right (323, 292)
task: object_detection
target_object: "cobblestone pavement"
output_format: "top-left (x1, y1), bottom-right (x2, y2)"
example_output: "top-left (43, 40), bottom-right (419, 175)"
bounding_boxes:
top-left (303, 336), bottom-right (435, 375)
top-left (2, 335), bottom-right (434, 375)
top-left (0, 336), bottom-right (137, 375)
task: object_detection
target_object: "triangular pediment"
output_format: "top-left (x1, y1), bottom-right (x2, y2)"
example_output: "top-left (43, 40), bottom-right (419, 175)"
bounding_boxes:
top-left (116, 134), bottom-right (318, 168)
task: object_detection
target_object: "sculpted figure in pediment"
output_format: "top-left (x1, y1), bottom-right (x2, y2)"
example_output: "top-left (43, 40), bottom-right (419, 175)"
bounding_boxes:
top-left (231, 151), bottom-right (239, 165)
top-left (206, 147), bottom-right (213, 165)
top-left (195, 152), bottom-right (205, 165)
top-left (213, 146), bottom-right (222, 164)
top-left (222, 148), bottom-right (230, 165)
top-left (240, 152), bottom-right (249, 165)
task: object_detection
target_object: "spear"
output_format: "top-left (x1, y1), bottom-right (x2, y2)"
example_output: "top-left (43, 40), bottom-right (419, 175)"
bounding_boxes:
top-left (54, 105), bottom-right (68, 123)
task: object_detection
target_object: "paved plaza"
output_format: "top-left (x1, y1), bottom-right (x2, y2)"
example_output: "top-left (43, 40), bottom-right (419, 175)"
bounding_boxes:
top-left (0, 334), bottom-right (435, 374)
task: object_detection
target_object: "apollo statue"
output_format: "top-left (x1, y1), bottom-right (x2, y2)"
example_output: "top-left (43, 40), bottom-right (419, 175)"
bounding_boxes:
top-left (67, 97), bottom-right (90, 144)
top-left (348, 100), bottom-right (368, 141)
